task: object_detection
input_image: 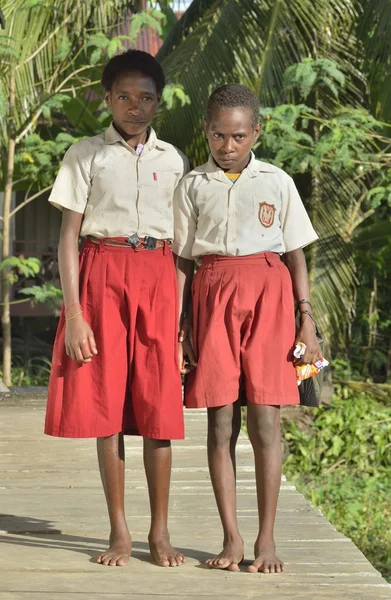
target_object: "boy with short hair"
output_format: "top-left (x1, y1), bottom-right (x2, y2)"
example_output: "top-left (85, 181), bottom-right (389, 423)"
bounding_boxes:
top-left (45, 50), bottom-right (188, 568)
top-left (174, 84), bottom-right (321, 573)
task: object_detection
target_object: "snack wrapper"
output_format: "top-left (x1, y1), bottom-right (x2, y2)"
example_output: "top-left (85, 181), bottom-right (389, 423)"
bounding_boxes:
top-left (296, 357), bottom-right (329, 382)
top-left (293, 343), bottom-right (329, 384)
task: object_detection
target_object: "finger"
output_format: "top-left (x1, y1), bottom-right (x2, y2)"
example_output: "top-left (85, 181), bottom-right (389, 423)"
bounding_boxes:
top-left (178, 322), bottom-right (190, 342)
top-left (80, 339), bottom-right (93, 360)
top-left (74, 345), bottom-right (91, 364)
top-left (88, 332), bottom-right (98, 355)
top-left (67, 344), bottom-right (78, 362)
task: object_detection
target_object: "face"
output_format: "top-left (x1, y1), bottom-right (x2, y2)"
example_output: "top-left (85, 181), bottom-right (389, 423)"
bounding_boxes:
top-left (105, 72), bottom-right (160, 141)
top-left (204, 107), bottom-right (261, 172)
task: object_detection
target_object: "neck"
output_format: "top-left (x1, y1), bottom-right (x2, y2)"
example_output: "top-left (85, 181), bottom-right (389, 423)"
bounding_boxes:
top-left (113, 122), bottom-right (150, 148)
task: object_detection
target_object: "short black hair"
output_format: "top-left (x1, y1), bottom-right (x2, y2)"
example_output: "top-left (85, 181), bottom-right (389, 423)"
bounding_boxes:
top-left (206, 84), bottom-right (260, 127)
top-left (101, 49), bottom-right (165, 95)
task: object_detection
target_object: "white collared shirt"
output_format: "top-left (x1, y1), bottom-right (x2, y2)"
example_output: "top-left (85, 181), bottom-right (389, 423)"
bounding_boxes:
top-left (173, 153), bottom-right (318, 259)
top-left (48, 124), bottom-right (189, 239)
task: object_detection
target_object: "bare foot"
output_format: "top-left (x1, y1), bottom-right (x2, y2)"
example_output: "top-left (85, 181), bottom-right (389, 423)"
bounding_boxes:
top-left (247, 538), bottom-right (284, 573)
top-left (205, 536), bottom-right (244, 571)
top-left (149, 532), bottom-right (186, 567)
top-left (97, 531), bottom-right (132, 567)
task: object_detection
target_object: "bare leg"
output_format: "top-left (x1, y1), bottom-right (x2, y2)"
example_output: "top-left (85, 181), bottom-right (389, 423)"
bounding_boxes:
top-left (144, 438), bottom-right (185, 567)
top-left (246, 404), bottom-right (284, 574)
top-left (96, 433), bottom-right (131, 566)
top-left (206, 400), bottom-right (244, 571)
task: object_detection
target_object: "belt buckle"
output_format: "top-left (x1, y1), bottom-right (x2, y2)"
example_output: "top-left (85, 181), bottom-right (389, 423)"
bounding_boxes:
top-left (126, 234), bottom-right (144, 251)
top-left (144, 236), bottom-right (157, 250)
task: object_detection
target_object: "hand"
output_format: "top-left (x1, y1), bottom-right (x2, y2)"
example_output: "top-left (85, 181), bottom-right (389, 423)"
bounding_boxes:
top-left (178, 319), bottom-right (197, 375)
top-left (65, 314), bottom-right (98, 364)
top-left (294, 315), bottom-right (322, 365)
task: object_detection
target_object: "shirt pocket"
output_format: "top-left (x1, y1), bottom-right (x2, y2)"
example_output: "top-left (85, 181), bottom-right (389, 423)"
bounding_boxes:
top-left (143, 171), bottom-right (179, 214)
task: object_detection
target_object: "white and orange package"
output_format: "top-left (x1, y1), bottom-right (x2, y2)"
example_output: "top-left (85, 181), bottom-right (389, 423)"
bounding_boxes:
top-left (293, 343), bottom-right (329, 384)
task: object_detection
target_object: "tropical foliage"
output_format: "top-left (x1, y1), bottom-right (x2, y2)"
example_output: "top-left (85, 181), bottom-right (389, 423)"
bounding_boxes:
top-left (283, 389), bottom-right (391, 579)
top-left (155, 0), bottom-right (391, 379)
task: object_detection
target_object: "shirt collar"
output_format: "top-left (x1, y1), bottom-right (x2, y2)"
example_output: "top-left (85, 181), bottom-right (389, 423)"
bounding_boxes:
top-left (104, 123), bottom-right (165, 153)
top-left (200, 152), bottom-right (275, 182)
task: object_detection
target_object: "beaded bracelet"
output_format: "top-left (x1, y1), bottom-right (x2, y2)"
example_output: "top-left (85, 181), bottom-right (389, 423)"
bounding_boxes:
top-left (65, 310), bottom-right (83, 322)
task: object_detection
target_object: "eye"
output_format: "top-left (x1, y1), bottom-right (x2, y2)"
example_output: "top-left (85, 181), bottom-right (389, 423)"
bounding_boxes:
top-left (142, 96), bottom-right (153, 101)
top-left (213, 133), bottom-right (223, 139)
top-left (118, 95), bottom-right (127, 100)
top-left (234, 135), bottom-right (245, 140)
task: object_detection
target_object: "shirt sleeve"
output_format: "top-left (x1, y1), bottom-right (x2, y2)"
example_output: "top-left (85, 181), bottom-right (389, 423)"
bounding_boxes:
top-left (172, 178), bottom-right (198, 260)
top-left (281, 176), bottom-right (318, 252)
top-left (48, 143), bottom-right (91, 213)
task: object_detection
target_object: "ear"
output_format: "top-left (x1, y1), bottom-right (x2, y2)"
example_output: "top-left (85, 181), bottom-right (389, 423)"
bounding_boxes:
top-left (104, 91), bottom-right (111, 107)
top-left (253, 123), bottom-right (262, 142)
top-left (202, 118), bottom-right (208, 134)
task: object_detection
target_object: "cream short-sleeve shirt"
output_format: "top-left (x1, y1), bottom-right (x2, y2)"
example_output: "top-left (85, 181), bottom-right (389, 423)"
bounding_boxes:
top-left (49, 124), bottom-right (189, 239)
top-left (173, 153), bottom-right (318, 259)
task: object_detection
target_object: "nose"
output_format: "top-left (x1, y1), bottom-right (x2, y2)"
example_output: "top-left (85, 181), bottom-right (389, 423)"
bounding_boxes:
top-left (127, 97), bottom-right (141, 114)
top-left (221, 138), bottom-right (235, 153)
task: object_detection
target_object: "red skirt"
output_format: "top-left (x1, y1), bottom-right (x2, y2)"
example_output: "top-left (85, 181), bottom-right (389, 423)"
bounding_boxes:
top-left (185, 252), bottom-right (299, 408)
top-left (45, 240), bottom-right (184, 439)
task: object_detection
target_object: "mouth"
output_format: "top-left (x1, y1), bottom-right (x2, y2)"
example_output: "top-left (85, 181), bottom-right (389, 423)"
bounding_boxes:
top-left (219, 156), bottom-right (236, 163)
top-left (124, 120), bottom-right (147, 125)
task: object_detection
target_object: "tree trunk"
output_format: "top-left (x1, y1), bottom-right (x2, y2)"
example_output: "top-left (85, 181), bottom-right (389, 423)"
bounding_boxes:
top-left (1, 70), bottom-right (16, 387)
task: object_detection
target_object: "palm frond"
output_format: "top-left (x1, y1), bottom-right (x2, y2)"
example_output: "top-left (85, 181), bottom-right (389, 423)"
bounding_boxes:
top-left (155, 0), bottom-right (364, 162)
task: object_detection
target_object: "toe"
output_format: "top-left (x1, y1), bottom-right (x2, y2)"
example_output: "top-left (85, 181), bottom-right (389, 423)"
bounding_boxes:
top-left (248, 559), bottom-right (262, 573)
top-left (215, 558), bottom-right (231, 569)
top-left (269, 564), bottom-right (276, 574)
top-left (160, 558), bottom-right (170, 567)
top-left (247, 564), bottom-right (258, 573)
top-left (227, 562), bottom-right (240, 572)
top-left (109, 558), bottom-right (117, 566)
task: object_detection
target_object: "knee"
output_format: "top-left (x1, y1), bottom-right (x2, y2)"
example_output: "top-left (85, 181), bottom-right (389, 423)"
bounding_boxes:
top-left (248, 417), bottom-right (280, 450)
top-left (208, 415), bottom-right (233, 449)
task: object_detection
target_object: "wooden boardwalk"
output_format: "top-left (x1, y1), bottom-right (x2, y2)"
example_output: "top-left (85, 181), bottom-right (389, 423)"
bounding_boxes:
top-left (0, 393), bottom-right (390, 599)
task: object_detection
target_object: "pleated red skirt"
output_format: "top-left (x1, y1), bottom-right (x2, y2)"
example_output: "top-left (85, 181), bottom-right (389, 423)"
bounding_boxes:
top-left (185, 252), bottom-right (299, 408)
top-left (45, 240), bottom-right (184, 439)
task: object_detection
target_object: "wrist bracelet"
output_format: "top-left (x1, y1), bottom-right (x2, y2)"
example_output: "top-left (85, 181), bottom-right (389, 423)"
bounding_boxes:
top-left (298, 299), bottom-right (312, 309)
top-left (65, 302), bottom-right (82, 314)
top-left (65, 310), bottom-right (83, 322)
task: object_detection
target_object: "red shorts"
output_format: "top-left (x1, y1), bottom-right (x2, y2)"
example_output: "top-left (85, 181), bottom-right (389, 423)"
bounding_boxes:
top-left (45, 240), bottom-right (184, 440)
top-left (185, 252), bottom-right (299, 408)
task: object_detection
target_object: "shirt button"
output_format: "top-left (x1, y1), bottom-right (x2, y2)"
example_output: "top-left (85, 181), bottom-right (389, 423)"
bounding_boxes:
top-left (231, 237), bottom-right (236, 242)
top-left (139, 210), bottom-right (144, 215)
top-left (232, 211), bottom-right (237, 216)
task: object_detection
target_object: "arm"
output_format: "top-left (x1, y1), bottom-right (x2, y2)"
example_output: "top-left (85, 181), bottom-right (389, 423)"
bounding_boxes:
top-left (176, 255), bottom-right (195, 330)
top-left (59, 209), bottom-right (97, 363)
top-left (175, 254), bottom-right (197, 373)
top-left (284, 248), bottom-right (322, 364)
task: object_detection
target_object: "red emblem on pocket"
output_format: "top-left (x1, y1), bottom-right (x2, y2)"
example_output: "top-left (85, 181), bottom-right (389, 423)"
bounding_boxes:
top-left (258, 202), bottom-right (276, 228)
